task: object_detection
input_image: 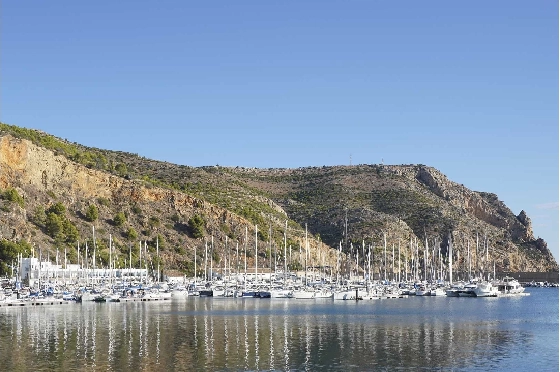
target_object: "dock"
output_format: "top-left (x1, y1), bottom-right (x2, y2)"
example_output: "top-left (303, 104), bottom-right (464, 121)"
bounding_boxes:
top-left (119, 297), bottom-right (171, 302)
top-left (497, 292), bottom-right (530, 298)
top-left (0, 300), bottom-right (70, 307)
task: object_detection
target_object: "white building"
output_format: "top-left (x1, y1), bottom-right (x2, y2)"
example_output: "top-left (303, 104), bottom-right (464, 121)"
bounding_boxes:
top-left (19, 257), bottom-right (149, 287)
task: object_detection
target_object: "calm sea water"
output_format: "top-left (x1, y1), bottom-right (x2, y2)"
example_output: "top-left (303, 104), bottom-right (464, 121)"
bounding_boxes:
top-left (0, 288), bottom-right (557, 371)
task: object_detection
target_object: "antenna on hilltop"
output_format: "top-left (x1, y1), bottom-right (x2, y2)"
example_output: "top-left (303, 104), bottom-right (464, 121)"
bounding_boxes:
top-left (381, 158), bottom-right (384, 165)
top-left (350, 154), bottom-right (352, 166)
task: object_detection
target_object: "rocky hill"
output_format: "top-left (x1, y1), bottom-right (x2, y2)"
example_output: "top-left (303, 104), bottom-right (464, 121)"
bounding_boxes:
top-left (0, 123), bottom-right (557, 279)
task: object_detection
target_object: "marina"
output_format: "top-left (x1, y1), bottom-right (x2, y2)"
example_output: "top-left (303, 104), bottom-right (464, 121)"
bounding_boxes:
top-left (0, 271), bottom-right (536, 307)
top-left (3, 224), bottom-right (547, 306)
top-left (0, 286), bottom-right (556, 371)
top-left (0, 2), bottom-right (557, 371)
top-left (0, 241), bottom-right (542, 305)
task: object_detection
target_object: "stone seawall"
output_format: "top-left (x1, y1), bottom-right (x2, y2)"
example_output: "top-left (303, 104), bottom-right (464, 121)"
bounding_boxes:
top-left (498, 272), bottom-right (559, 284)
top-left (452, 271), bottom-right (559, 283)
top-left (367, 271), bottom-right (559, 283)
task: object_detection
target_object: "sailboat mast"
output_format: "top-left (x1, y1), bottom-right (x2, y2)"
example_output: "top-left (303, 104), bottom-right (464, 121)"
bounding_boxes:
top-left (415, 237), bottom-right (419, 281)
top-left (204, 238), bottom-right (208, 282)
top-left (145, 240), bottom-right (149, 283)
top-left (109, 234), bottom-right (112, 285)
top-left (354, 243), bottom-right (358, 280)
top-left (405, 240), bottom-right (408, 282)
top-left (448, 232), bottom-right (453, 285)
top-left (383, 232), bottom-right (387, 281)
top-left (235, 241), bottom-right (239, 290)
top-left (139, 241), bottom-right (142, 284)
top-left (255, 225), bottom-right (258, 284)
top-left (225, 236), bottom-right (229, 291)
top-left (85, 242), bottom-right (89, 285)
top-left (92, 226), bottom-right (97, 284)
top-left (225, 236), bottom-right (228, 281)
top-left (485, 235), bottom-right (489, 281)
top-left (269, 222), bottom-right (273, 285)
top-left (64, 247), bottom-right (67, 285)
top-left (77, 241), bottom-right (80, 274)
top-left (392, 243), bottom-right (395, 282)
top-left (424, 236), bottom-right (428, 282)
top-left (368, 243), bottom-right (372, 282)
top-left (156, 235), bottom-right (159, 282)
top-left (398, 239), bottom-right (401, 283)
top-left (210, 236), bottom-right (214, 283)
top-left (476, 232), bottom-right (479, 280)
top-left (337, 241), bottom-right (341, 286)
top-left (492, 243), bottom-right (495, 281)
top-left (283, 220), bottom-right (288, 284)
top-left (468, 239), bottom-right (471, 280)
top-left (305, 224), bottom-right (308, 286)
top-left (244, 227), bottom-right (248, 283)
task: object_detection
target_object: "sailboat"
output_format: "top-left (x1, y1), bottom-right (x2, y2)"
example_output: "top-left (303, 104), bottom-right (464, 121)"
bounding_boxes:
top-left (270, 221), bottom-right (294, 298)
top-left (292, 224), bottom-right (316, 299)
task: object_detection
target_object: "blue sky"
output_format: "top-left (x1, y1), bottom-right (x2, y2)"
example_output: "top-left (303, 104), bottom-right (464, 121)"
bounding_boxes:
top-left (2, 1), bottom-right (558, 261)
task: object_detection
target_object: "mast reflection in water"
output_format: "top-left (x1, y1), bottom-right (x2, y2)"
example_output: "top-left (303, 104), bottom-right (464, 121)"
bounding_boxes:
top-left (0, 288), bottom-right (557, 371)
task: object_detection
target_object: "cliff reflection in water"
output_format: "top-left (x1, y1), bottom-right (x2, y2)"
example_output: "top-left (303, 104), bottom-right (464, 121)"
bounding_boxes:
top-left (0, 294), bottom-right (552, 371)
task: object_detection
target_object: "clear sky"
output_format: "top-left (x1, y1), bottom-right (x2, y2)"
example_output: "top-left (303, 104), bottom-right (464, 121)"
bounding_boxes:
top-left (1, 1), bottom-right (558, 262)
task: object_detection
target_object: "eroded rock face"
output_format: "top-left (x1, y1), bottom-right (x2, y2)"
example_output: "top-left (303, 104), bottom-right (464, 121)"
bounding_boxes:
top-left (515, 210), bottom-right (534, 241)
top-left (0, 134), bottom-right (557, 273)
top-left (381, 165), bottom-right (557, 272)
top-left (403, 166), bottom-right (534, 243)
top-left (0, 135), bottom-right (339, 272)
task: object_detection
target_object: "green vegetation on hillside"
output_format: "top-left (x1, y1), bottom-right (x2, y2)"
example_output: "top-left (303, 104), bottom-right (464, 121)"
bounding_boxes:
top-left (32, 202), bottom-right (81, 245)
top-left (113, 212), bottom-right (126, 227)
top-left (1, 123), bottom-right (287, 235)
top-left (0, 239), bottom-right (32, 275)
top-left (0, 123), bottom-right (556, 273)
top-left (84, 204), bottom-right (99, 222)
top-left (188, 215), bottom-right (206, 239)
top-left (2, 188), bottom-right (25, 208)
top-left (0, 123), bottom-right (110, 171)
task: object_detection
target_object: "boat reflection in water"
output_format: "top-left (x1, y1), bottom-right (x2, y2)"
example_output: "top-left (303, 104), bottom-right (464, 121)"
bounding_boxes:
top-left (0, 289), bottom-right (556, 371)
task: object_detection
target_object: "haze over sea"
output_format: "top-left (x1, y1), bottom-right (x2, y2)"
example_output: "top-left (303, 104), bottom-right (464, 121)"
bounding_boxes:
top-left (0, 288), bottom-right (557, 371)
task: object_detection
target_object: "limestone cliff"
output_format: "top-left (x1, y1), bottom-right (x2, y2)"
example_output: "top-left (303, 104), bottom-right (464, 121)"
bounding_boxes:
top-left (0, 134), bottom-right (336, 275)
top-left (0, 128), bottom-right (557, 276)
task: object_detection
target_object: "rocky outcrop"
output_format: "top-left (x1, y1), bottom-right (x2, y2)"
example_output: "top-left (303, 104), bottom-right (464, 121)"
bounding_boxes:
top-left (0, 132), bottom-right (556, 274)
top-left (392, 165), bottom-right (534, 244)
top-left (515, 210), bottom-right (534, 242)
top-left (0, 134), bottom-right (337, 272)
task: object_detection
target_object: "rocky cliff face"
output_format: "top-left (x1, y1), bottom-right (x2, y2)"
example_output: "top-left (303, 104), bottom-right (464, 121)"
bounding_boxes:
top-left (0, 132), bottom-right (557, 275)
top-left (393, 165), bottom-right (534, 242)
top-left (0, 135), bottom-right (336, 274)
top-left (380, 164), bottom-right (555, 272)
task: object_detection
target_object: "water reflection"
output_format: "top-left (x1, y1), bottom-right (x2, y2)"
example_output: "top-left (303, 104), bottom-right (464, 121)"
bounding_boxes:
top-left (0, 290), bottom-right (557, 371)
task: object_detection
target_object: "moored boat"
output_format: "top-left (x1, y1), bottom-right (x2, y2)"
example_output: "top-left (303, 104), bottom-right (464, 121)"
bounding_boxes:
top-left (332, 288), bottom-right (368, 300)
top-left (473, 281), bottom-right (499, 297)
top-left (496, 276), bottom-right (525, 295)
top-left (445, 282), bottom-right (464, 297)
top-left (457, 283), bottom-right (477, 297)
top-left (269, 287), bottom-right (294, 298)
top-left (415, 285), bottom-right (431, 296)
top-left (430, 287), bottom-right (446, 296)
